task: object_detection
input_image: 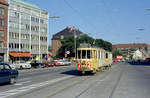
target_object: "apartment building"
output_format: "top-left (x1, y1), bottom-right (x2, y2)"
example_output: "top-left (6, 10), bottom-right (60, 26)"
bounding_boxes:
top-left (52, 27), bottom-right (83, 57)
top-left (0, 0), bottom-right (8, 62)
top-left (8, 0), bottom-right (48, 62)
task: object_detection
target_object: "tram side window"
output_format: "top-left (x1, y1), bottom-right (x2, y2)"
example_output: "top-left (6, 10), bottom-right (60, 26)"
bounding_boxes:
top-left (106, 53), bottom-right (108, 59)
top-left (78, 50), bottom-right (81, 59)
top-left (82, 50), bottom-right (86, 59)
top-left (87, 50), bottom-right (91, 59)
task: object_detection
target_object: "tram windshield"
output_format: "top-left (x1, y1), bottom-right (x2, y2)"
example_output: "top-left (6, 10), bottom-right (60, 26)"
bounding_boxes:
top-left (77, 50), bottom-right (92, 59)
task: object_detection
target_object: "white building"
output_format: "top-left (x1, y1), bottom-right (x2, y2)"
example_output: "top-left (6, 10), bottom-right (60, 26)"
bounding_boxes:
top-left (8, 0), bottom-right (49, 62)
top-left (132, 50), bottom-right (143, 60)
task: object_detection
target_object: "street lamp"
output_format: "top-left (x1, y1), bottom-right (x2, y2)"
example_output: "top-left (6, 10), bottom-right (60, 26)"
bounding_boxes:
top-left (49, 15), bottom-right (60, 40)
top-left (49, 16), bottom-right (60, 59)
top-left (69, 26), bottom-right (76, 60)
top-left (49, 16), bottom-right (60, 18)
top-left (146, 8), bottom-right (150, 11)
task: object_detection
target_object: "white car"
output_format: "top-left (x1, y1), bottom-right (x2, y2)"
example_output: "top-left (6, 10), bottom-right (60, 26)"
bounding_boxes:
top-left (9, 64), bottom-right (16, 69)
top-left (13, 61), bottom-right (31, 69)
top-left (55, 60), bottom-right (71, 66)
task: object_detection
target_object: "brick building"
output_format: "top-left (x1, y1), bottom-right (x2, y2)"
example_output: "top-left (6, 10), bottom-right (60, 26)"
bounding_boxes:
top-left (112, 43), bottom-right (150, 60)
top-left (0, 0), bottom-right (8, 62)
top-left (51, 27), bottom-right (83, 57)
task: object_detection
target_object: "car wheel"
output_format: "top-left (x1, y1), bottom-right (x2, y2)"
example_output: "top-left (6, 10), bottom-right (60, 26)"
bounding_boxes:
top-left (10, 78), bottom-right (15, 84)
top-left (20, 66), bottom-right (23, 70)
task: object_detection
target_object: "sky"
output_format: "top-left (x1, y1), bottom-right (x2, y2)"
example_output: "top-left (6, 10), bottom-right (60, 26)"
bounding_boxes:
top-left (26, 0), bottom-right (150, 45)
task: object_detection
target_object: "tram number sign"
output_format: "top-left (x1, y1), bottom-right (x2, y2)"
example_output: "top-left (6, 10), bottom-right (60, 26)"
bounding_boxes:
top-left (87, 61), bottom-right (91, 68)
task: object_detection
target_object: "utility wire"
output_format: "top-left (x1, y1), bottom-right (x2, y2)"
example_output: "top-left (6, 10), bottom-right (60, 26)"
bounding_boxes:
top-left (63, 0), bottom-right (98, 35)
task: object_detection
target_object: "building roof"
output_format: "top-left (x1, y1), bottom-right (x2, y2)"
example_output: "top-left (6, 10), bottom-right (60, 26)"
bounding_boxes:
top-left (0, 0), bottom-right (8, 5)
top-left (112, 43), bottom-right (150, 48)
top-left (12, 0), bottom-right (40, 9)
top-left (52, 27), bottom-right (84, 40)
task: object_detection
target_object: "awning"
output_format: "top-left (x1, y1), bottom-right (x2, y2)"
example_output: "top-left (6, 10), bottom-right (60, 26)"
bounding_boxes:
top-left (10, 54), bottom-right (33, 57)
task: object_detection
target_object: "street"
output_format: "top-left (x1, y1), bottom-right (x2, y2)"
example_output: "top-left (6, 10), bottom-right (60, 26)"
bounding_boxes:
top-left (0, 63), bottom-right (150, 98)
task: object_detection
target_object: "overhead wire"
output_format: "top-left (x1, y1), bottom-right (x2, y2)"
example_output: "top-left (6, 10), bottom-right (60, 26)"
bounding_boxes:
top-left (63, 0), bottom-right (98, 36)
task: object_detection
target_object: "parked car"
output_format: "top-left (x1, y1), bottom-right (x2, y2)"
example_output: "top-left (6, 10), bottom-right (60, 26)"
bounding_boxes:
top-left (13, 61), bottom-right (31, 69)
top-left (44, 61), bottom-right (57, 67)
top-left (9, 64), bottom-right (16, 69)
top-left (144, 58), bottom-right (150, 64)
top-left (0, 63), bottom-right (18, 84)
top-left (55, 60), bottom-right (71, 66)
top-left (29, 60), bottom-right (44, 68)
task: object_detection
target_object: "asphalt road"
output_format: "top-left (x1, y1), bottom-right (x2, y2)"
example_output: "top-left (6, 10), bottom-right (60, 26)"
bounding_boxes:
top-left (0, 63), bottom-right (150, 98)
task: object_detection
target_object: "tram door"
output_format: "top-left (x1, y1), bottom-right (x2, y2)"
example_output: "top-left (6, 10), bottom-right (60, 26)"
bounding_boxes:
top-left (93, 50), bottom-right (98, 68)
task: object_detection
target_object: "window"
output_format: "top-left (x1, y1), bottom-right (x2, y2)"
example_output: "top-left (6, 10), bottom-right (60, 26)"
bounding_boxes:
top-left (17, 43), bottom-right (19, 48)
top-left (82, 50), bottom-right (86, 59)
top-left (40, 19), bottom-right (44, 24)
top-left (9, 43), bottom-right (13, 49)
top-left (0, 19), bottom-right (4, 26)
top-left (31, 17), bottom-right (35, 22)
top-left (106, 53), bottom-right (108, 59)
top-left (87, 50), bottom-right (91, 59)
top-left (77, 50), bottom-right (81, 59)
top-left (4, 64), bottom-right (10, 69)
top-left (0, 41), bottom-right (3, 48)
top-left (26, 24), bottom-right (30, 30)
top-left (20, 44), bottom-right (23, 49)
top-left (36, 18), bottom-right (39, 22)
top-left (15, 12), bottom-right (19, 18)
top-left (0, 30), bottom-right (4, 37)
top-left (21, 24), bottom-right (26, 30)
top-left (0, 8), bottom-right (4, 16)
top-left (0, 65), bottom-right (4, 69)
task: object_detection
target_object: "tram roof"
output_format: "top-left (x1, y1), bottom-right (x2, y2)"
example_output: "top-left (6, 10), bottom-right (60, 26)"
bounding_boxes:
top-left (77, 47), bottom-right (104, 50)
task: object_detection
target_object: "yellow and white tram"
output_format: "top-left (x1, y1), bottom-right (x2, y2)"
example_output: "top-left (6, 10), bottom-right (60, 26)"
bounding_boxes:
top-left (77, 47), bottom-right (112, 75)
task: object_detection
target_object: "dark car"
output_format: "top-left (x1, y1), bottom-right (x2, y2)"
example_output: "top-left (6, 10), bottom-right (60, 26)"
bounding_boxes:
top-left (30, 60), bottom-right (44, 68)
top-left (0, 63), bottom-right (19, 84)
top-left (144, 58), bottom-right (150, 64)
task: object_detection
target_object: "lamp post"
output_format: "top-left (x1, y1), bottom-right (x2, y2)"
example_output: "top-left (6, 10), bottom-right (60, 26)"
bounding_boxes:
top-left (49, 16), bottom-right (60, 59)
top-left (69, 26), bottom-right (76, 60)
top-left (74, 31), bottom-right (77, 60)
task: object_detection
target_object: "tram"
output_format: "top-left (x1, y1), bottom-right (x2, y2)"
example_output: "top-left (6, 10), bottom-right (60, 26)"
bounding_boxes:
top-left (76, 46), bottom-right (112, 75)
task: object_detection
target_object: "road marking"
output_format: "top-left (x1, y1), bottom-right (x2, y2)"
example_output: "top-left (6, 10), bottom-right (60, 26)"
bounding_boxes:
top-left (18, 78), bottom-right (31, 82)
top-left (14, 81), bottom-right (31, 86)
top-left (0, 76), bottom-right (73, 98)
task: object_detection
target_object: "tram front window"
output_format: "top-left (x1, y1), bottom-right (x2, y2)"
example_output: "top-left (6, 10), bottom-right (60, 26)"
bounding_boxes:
top-left (82, 50), bottom-right (86, 59)
top-left (87, 50), bottom-right (91, 59)
top-left (78, 50), bottom-right (92, 59)
top-left (77, 50), bottom-right (81, 59)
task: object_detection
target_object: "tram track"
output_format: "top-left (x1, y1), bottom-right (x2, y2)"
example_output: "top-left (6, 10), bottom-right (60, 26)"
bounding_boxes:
top-left (45, 76), bottom-right (91, 98)
top-left (109, 64), bottom-right (124, 98)
top-left (46, 65), bottom-right (116, 98)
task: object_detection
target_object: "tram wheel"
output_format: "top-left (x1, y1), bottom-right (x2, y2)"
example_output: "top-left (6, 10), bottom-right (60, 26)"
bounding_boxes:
top-left (78, 71), bottom-right (83, 76)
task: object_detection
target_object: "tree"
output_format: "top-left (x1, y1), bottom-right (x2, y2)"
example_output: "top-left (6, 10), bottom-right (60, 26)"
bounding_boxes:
top-left (112, 50), bottom-right (123, 59)
top-left (95, 39), bottom-right (112, 52)
top-left (48, 45), bottom-right (51, 52)
top-left (59, 34), bottom-right (112, 57)
top-left (77, 34), bottom-right (94, 47)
